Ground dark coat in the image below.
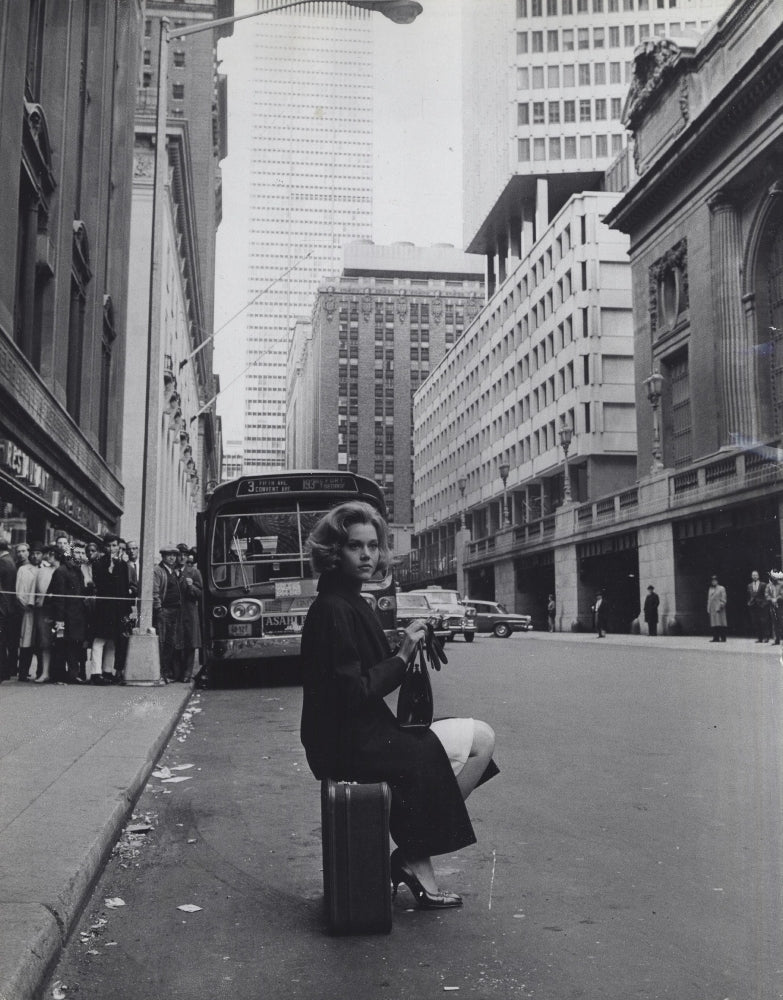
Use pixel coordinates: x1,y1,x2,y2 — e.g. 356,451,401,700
91,555,132,639
47,563,89,642
643,592,660,623
0,551,17,619
300,571,478,858
180,564,203,648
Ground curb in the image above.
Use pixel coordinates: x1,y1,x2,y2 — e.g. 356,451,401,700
0,686,193,1000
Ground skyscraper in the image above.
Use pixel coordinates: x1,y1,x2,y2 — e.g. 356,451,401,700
241,2,374,473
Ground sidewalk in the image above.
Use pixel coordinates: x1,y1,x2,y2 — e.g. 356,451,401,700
524,629,783,656
0,680,192,1000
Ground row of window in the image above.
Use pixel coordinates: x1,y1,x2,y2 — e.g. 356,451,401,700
519,134,624,161
518,0,677,16
517,19,699,54
519,97,623,125
518,61,630,90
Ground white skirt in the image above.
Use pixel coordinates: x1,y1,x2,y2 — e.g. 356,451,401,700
430,717,474,777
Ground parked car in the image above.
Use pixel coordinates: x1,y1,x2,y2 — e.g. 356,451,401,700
394,592,450,641
406,588,477,642
463,598,533,638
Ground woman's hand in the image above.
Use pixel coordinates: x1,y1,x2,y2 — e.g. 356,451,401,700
397,618,429,663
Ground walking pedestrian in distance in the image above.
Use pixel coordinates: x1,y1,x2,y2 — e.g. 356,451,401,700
765,570,783,645
707,574,728,642
643,585,660,637
300,501,498,909
746,570,768,642
547,594,556,632
592,589,608,637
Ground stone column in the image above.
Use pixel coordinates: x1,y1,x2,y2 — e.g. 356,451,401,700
636,522,679,635
554,542,583,631
708,191,758,445
535,178,549,242
486,252,496,299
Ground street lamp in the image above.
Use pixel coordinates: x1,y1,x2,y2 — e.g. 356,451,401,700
558,416,574,504
136,0,421,642
499,462,510,527
643,370,665,472
457,475,466,530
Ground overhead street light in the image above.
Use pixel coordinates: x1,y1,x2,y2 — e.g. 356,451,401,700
643,369,665,473
499,462,510,528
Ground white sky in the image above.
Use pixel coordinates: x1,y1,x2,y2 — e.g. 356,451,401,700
213,0,464,443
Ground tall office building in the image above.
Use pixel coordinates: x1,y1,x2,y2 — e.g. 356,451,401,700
241,2,373,473
462,0,729,290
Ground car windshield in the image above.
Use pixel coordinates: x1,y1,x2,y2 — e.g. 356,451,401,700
397,595,431,611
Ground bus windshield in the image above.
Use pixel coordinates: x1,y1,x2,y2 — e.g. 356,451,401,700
211,506,330,589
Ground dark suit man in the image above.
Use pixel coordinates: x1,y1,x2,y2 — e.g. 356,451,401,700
643,585,660,637
747,570,767,642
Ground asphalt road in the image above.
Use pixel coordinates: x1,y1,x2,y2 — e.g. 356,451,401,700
46,635,782,1000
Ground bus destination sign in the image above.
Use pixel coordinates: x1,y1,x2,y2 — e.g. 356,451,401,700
236,475,359,497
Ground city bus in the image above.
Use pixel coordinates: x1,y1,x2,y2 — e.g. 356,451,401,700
195,471,397,676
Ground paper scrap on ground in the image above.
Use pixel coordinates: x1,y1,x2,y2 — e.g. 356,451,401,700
162,775,192,783
170,764,194,771
104,897,125,908
52,982,67,999
177,903,203,912
152,767,172,779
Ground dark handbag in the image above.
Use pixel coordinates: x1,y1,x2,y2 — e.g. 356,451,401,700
396,622,447,730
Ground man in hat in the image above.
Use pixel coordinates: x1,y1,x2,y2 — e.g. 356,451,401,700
746,570,768,642
178,545,203,684
765,570,783,645
91,533,132,684
643,585,660,637
152,543,184,682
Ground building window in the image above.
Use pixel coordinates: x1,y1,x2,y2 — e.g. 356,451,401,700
518,103,529,125
143,49,151,66
173,50,186,67
549,137,561,159
533,101,545,124
580,135,593,158
611,97,622,119
548,101,560,123
517,0,527,14
610,61,622,83
548,65,560,86
595,98,607,120
594,63,606,84
612,134,624,154
564,136,577,158
532,30,544,51
143,70,152,88
577,0,588,10
563,64,575,86
609,25,620,46
547,0,558,11
533,137,546,161
579,99,591,121
563,28,574,50
562,0,573,11
563,100,576,122
532,66,545,88
624,24,635,45
517,67,529,89
596,134,608,157
531,0,542,13
593,27,605,47
99,300,116,458
578,27,589,48
578,63,591,85
639,23,650,39
665,350,692,466
517,32,528,54
518,138,531,161
547,29,559,50
172,82,185,100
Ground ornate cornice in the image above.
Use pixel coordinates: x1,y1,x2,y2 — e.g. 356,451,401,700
623,39,692,130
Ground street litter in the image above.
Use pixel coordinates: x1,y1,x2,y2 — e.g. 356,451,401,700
152,767,172,779
86,949,99,956
187,838,197,844
127,823,152,834
51,982,67,999
162,775,192,783
170,764,194,771
105,941,118,947
443,988,460,992
91,918,107,929
178,903,203,912
104,897,125,908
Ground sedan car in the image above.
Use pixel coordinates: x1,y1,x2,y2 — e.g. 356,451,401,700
394,592,450,640
406,589,476,642
463,599,533,638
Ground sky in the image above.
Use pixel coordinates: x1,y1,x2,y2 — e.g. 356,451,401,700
213,0,464,444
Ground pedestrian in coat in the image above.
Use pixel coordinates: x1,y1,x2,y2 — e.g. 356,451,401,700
152,543,184,682
300,501,498,910
33,545,59,683
15,542,39,679
746,570,768,642
765,570,783,645
179,547,203,683
0,539,19,681
46,540,89,683
707,574,728,642
91,533,132,684
643,585,660,637
547,594,556,632
592,589,608,637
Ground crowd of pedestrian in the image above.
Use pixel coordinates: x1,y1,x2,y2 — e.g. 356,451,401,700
0,534,203,686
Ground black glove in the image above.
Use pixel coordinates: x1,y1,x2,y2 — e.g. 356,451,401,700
423,621,448,670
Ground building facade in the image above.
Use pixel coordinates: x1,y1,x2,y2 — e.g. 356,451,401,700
410,192,638,624
603,0,783,634
290,241,484,542
121,2,231,550
0,1,143,544
462,0,729,294
240,3,374,474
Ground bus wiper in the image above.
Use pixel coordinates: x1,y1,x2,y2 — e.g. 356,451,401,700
231,520,250,594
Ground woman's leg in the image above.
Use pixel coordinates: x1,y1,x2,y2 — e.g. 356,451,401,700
456,720,496,801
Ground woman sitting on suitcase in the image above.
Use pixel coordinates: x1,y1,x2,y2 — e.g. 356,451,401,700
300,501,497,910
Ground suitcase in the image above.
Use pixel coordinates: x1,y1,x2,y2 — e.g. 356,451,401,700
321,778,392,934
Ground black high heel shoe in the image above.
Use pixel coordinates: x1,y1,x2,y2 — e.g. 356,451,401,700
390,849,462,910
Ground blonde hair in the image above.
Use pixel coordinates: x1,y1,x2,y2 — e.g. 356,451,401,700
306,501,389,576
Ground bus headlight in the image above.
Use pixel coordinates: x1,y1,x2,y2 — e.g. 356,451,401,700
231,599,262,621
212,605,228,618
377,596,396,613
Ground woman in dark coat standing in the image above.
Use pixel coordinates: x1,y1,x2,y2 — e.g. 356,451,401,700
300,501,497,910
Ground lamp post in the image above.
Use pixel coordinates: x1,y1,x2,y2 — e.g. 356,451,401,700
643,370,665,472
499,462,510,527
457,475,466,530
558,417,574,504
134,0,421,657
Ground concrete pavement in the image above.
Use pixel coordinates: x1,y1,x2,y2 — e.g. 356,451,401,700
0,679,192,1000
